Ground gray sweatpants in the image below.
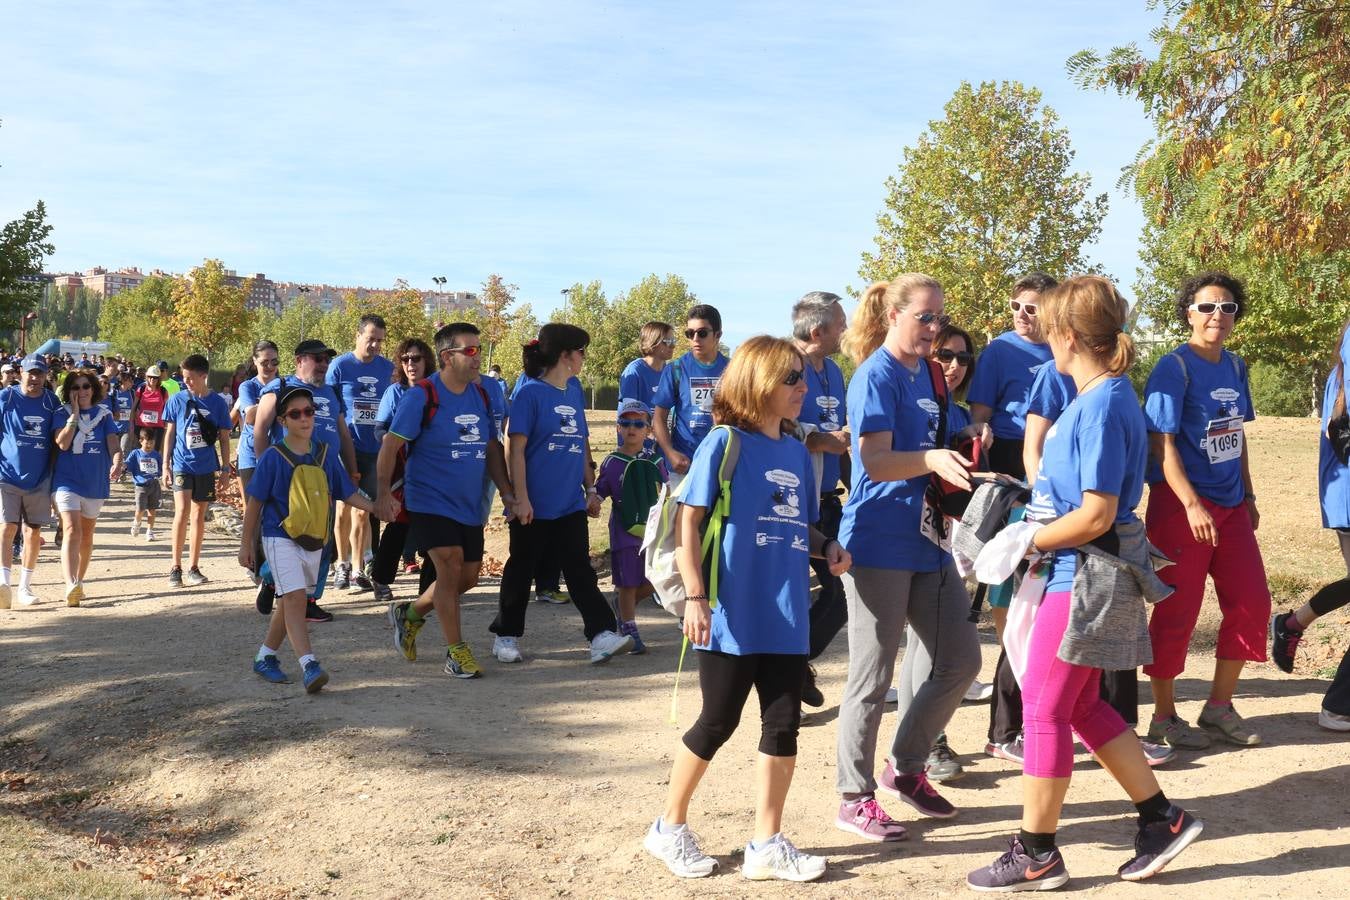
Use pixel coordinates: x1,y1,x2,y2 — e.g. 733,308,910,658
836,563,981,793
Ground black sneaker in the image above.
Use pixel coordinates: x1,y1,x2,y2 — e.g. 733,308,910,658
801,664,825,708
305,599,334,623
332,563,351,591
255,580,275,615
350,570,374,593
967,836,1069,892
185,566,209,586
1270,612,1302,674
167,566,183,588
925,735,964,783
1118,806,1203,881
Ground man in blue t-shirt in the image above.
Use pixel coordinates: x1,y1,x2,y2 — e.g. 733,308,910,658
161,354,232,589
790,291,852,707
0,355,60,608
326,314,395,593
376,322,514,680
653,304,729,487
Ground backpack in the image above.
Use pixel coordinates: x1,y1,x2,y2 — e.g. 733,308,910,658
274,441,334,551
389,378,490,523
604,451,664,538
641,424,741,618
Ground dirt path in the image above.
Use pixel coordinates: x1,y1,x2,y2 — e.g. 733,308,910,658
3,426,1350,898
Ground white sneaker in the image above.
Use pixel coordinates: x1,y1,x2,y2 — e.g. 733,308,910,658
643,818,717,878
129,523,139,536
964,679,994,703
492,636,523,663
145,529,157,542
884,685,899,704
589,629,632,663
17,587,40,606
1319,708,1350,732
741,833,826,882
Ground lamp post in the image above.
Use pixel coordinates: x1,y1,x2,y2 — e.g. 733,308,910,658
18,311,38,355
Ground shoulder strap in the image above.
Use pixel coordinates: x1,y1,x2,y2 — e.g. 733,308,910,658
1169,350,1189,390
273,443,299,468
925,358,949,448
314,441,328,466
417,378,439,430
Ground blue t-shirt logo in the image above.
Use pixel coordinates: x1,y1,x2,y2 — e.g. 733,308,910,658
765,469,804,519
815,394,842,430
22,415,44,438
556,406,579,434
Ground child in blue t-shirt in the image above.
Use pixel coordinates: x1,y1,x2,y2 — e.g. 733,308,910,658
125,428,163,540
595,400,668,654
240,384,375,694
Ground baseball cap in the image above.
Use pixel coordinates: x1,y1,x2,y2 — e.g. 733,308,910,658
617,399,651,419
276,383,315,413
20,354,48,373
294,339,337,359
145,365,163,378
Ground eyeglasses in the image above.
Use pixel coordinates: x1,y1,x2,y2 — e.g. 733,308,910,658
443,346,481,357
782,369,805,386
400,354,425,364
72,383,94,391
658,338,677,347
283,407,316,421
912,312,952,328
1010,300,1038,316
935,348,974,365
1190,301,1239,316
685,328,714,339
257,358,279,367
303,354,331,363
617,418,648,428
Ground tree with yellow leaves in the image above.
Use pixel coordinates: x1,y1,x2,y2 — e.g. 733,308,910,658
169,259,256,368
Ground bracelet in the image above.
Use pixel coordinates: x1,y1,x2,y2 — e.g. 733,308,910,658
686,593,708,602
821,538,838,555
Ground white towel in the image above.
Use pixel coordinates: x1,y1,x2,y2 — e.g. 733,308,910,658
973,519,1044,584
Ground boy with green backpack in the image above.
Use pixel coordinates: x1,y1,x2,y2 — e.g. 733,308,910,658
595,399,668,653
239,384,379,693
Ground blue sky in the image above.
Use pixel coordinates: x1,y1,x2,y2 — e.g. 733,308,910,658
1,1,1160,345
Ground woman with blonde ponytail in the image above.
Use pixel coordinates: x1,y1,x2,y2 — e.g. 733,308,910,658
833,275,986,843
968,276,1203,891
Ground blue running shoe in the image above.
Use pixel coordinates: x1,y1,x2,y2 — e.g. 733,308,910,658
302,660,329,694
253,654,290,684
619,620,646,654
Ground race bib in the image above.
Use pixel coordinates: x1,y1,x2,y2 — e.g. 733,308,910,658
1205,416,1243,465
140,459,159,477
186,423,207,450
140,410,159,425
689,377,718,413
115,410,129,422
353,401,379,425
919,493,952,552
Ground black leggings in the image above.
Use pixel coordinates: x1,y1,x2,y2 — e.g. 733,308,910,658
683,650,808,760
491,511,616,641
1309,578,1350,617
372,520,409,586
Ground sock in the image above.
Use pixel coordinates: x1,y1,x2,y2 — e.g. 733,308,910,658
19,568,33,591
623,619,637,629
1205,699,1232,710
1286,612,1306,631
1,566,10,586
1152,712,1173,723
1018,829,1057,856
656,816,684,835
406,605,425,625
748,833,781,851
298,653,317,669
1134,791,1172,824
256,644,277,662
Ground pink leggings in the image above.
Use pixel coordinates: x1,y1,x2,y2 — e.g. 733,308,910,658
1022,590,1131,778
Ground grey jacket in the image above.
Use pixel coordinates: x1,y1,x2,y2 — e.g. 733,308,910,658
1059,519,1174,670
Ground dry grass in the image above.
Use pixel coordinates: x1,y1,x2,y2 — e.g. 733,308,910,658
0,813,170,900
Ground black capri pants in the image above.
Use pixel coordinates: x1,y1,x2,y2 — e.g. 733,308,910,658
683,649,809,761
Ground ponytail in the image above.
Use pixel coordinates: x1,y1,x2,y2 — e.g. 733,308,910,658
522,322,591,379
1040,275,1134,376
1107,331,1136,377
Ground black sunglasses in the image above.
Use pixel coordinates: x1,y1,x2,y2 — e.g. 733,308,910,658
783,369,804,386
935,348,974,365
684,328,714,339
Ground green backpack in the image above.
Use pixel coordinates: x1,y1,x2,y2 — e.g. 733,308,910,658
273,442,333,551
604,451,665,538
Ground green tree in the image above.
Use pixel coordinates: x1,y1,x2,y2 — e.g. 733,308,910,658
325,288,433,355
608,273,699,361
858,80,1108,341
98,275,186,364
0,200,55,334
1069,0,1350,386
169,259,255,366
479,273,519,371
552,281,612,398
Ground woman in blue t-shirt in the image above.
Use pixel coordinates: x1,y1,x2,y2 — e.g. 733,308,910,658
489,324,633,664
233,340,281,495
1141,271,1270,752
618,320,675,459
52,371,123,607
643,336,850,882
968,275,1204,891
370,337,434,599
833,275,985,843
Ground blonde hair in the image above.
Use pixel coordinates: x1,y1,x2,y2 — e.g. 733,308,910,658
843,274,943,364
713,335,803,433
1038,275,1136,377
638,321,674,355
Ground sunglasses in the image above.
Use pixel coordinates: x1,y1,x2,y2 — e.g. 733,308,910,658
1190,301,1239,316
1010,300,1038,316
912,312,952,328
283,406,316,421
444,346,481,357
400,354,424,364
684,328,714,339
935,348,974,365
617,418,648,428
658,338,677,347
783,369,805,386
72,383,94,391
257,358,279,367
